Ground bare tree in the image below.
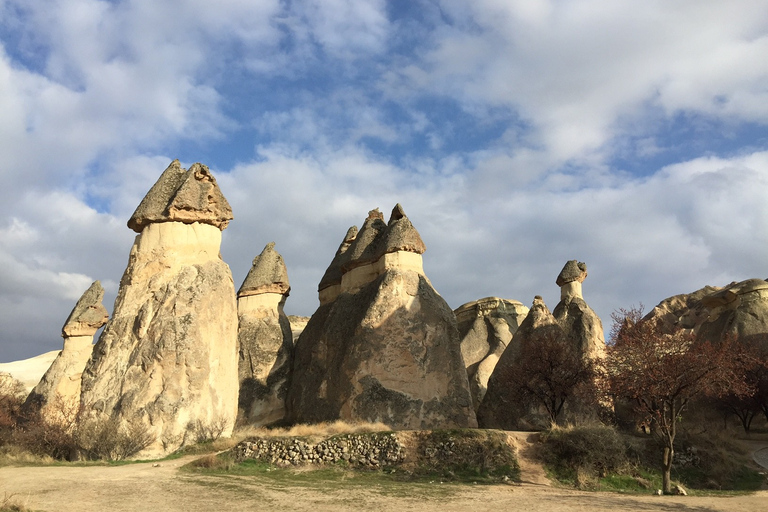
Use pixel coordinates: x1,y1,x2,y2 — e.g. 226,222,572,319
499,325,599,425
606,307,750,494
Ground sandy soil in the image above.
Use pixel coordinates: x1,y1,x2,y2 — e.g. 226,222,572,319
2,436,767,512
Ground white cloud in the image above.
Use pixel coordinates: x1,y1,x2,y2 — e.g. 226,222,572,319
396,0,768,164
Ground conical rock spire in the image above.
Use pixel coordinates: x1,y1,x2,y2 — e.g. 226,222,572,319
238,242,290,297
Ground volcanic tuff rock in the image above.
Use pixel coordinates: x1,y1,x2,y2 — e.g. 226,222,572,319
127,159,233,232
552,261,606,361
287,204,477,429
646,278,768,353
318,226,358,305
25,281,109,421
237,242,294,426
455,297,529,411
478,262,606,428
80,161,238,457
556,260,588,302
477,296,563,429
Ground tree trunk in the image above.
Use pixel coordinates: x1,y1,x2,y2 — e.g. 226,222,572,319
662,444,673,494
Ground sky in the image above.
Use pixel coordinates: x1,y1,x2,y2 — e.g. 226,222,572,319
1,0,767,362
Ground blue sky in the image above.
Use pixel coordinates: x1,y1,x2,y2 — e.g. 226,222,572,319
1,0,767,361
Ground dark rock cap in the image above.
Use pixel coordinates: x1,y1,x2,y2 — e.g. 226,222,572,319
238,242,290,298
376,203,426,258
128,160,234,233
341,209,388,272
62,281,109,337
556,260,588,287
318,226,358,292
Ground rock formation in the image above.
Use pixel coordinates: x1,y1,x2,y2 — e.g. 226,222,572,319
646,278,768,353
477,296,564,429
287,205,477,429
237,242,293,426
477,261,606,428
552,260,606,360
79,160,238,457
455,297,529,411
25,281,109,422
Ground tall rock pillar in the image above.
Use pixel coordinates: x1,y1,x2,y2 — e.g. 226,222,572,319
25,281,109,423
237,242,293,426
79,160,238,457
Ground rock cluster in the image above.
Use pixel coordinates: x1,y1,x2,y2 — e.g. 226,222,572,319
455,297,529,410
646,278,768,353
237,242,294,426
477,296,563,429
234,432,405,467
477,261,606,428
79,160,238,457
287,205,476,429
25,281,109,422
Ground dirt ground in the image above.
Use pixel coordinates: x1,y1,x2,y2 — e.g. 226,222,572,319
2,434,767,512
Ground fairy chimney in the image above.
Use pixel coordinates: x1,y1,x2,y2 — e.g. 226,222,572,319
79,160,238,457
237,242,294,426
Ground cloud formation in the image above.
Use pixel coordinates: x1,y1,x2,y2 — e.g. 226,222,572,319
1,0,767,361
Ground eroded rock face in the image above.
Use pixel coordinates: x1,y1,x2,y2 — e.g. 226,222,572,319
80,162,238,457
25,281,109,422
646,278,768,353
455,297,529,411
237,242,293,426
477,296,562,429
287,205,476,429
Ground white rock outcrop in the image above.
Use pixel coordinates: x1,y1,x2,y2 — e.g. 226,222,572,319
455,297,529,411
79,160,238,457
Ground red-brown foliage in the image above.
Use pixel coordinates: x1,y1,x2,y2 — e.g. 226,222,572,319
606,307,752,494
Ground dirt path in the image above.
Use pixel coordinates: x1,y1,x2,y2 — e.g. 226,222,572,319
2,454,768,512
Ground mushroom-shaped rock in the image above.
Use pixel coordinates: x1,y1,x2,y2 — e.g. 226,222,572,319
25,281,109,422
128,160,233,233
80,161,238,457
238,242,290,297
61,281,109,337
552,260,605,360
237,242,294,425
318,226,358,304
455,297,529,411
288,205,476,429
556,260,588,301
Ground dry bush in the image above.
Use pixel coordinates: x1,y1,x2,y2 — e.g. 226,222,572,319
540,423,630,487
189,415,231,444
0,374,26,447
187,453,234,471
76,416,154,461
244,420,391,440
1,492,31,512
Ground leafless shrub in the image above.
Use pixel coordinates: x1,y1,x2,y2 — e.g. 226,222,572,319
1,491,31,512
76,416,154,461
189,415,231,444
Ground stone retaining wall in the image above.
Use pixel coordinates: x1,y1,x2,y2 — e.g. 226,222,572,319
233,432,405,468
